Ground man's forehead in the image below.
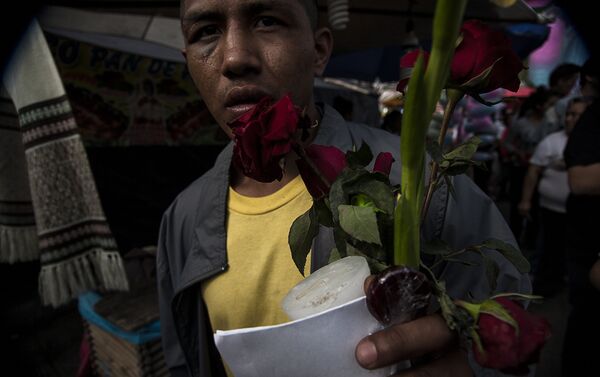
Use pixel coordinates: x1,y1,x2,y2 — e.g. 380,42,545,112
182,0,303,12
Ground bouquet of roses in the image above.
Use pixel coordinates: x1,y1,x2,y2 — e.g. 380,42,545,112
228,1,550,374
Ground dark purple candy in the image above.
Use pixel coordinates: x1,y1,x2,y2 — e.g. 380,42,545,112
366,265,432,326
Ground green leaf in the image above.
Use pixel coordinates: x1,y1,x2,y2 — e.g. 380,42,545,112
480,299,520,334
288,206,319,276
441,136,481,164
348,177,395,218
482,254,499,292
346,142,373,169
338,204,382,245
328,248,342,264
351,193,384,213
315,198,334,227
346,244,389,273
329,168,367,224
482,238,531,273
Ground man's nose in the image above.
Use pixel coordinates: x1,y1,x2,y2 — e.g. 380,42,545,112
220,28,261,78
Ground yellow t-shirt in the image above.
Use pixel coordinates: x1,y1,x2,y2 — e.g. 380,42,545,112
201,175,313,335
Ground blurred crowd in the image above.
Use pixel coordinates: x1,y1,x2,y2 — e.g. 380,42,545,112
333,57,598,299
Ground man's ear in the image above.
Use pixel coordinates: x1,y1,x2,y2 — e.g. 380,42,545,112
313,27,333,77
181,48,188,61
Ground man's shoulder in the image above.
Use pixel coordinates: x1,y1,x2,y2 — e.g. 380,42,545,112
345,121,400,153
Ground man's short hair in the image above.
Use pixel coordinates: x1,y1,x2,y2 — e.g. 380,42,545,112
180,1,319,30
549,63,580,88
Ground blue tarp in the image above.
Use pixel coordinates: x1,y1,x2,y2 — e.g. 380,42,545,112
78,291,161,345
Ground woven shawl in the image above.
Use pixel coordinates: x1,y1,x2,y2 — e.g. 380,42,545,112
2,20,128,307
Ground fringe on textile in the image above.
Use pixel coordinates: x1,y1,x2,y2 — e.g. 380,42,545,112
39,249,129,308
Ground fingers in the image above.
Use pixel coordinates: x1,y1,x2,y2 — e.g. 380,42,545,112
393,348,473,377
356,314,455,369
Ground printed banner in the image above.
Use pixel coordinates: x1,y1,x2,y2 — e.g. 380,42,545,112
45,32,228,146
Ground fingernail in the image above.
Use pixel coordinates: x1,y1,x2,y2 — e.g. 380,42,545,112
356,340,378,367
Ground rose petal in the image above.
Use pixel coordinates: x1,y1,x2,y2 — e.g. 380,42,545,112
397,50,430,92
372,152,394,176
297,144,347,198
231,95,300,182
473,297,551,373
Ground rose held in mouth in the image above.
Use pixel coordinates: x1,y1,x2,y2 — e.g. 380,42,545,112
229,95,303,183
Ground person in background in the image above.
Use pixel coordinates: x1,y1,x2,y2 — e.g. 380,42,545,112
562,57,599,377
518,97,591,296
504,86,558,247
545,63,580,129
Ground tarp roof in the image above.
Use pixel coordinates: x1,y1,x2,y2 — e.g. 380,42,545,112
39,0,542,55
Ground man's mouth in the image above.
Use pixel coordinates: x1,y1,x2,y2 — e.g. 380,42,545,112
224,86,272,118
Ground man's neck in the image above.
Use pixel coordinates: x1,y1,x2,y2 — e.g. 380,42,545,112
230,153,300,197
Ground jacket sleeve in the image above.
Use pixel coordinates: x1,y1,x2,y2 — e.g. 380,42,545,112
434,174,533,377
157,207,190,376
437,174,530,298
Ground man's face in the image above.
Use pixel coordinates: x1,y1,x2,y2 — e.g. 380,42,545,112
181,0,327,138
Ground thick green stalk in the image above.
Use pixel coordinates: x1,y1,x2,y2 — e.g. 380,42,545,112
393,0,467,268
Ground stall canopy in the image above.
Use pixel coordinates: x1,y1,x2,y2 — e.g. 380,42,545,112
37,0,544,82
39,0,542,50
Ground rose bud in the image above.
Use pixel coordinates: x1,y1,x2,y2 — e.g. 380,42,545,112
366,265,432,326
457,297,551,375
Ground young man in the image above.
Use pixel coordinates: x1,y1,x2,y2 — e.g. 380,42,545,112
158,1,529,376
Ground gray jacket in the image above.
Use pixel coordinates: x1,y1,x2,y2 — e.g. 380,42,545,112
157,105,530,377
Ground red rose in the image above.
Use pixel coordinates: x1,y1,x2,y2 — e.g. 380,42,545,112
372,152,395,176
451,20,523,93
397,20,523,94
297,144,347,199
472,297,551,375
397,50,430,92
230,95,300,183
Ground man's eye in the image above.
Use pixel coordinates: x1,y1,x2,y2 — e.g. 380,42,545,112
195,25,220,41
256,17,280,28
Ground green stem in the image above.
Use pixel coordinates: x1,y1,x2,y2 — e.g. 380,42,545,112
455,300,482,322
421,89,464,222
393,0,467,268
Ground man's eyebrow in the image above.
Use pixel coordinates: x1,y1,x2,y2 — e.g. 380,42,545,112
182,9,222,27
181,1,296,27
242,1,299,23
